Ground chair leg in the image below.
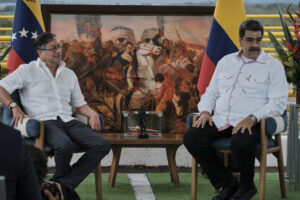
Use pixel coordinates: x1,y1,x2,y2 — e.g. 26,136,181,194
275,135,287,198
95,162,102,200
191,157,198,200
223,153,229,168
259,151,267,200
274,151,287,198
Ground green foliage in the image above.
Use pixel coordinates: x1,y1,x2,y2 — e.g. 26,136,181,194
268,31,288,61
0,45,11,79
268,4,300,87
278,5,294,46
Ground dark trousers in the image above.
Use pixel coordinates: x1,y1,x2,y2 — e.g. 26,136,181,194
183,122,260,189
44,118,111,189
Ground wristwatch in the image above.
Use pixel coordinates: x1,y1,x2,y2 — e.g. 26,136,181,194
8,101,17,110
247,114,257,125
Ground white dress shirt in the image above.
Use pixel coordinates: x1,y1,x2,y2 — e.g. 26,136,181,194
0,58,86,122
198,50,288,129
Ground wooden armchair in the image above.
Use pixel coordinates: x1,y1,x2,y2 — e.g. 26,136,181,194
2,90,103,200
186,112,287,200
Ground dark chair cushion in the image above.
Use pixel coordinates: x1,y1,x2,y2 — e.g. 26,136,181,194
265,111,287,136
25,119,40,137
23,138,54,153
212,137,276,150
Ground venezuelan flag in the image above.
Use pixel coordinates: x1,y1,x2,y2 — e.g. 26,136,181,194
197,0,246,94
7,0,45,73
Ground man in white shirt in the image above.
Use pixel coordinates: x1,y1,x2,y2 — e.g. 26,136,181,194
0,32,111,199
184,19,288,200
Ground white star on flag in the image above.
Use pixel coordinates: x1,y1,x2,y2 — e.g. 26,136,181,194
19,28,28,38
31,31,38,39
11,32,17,42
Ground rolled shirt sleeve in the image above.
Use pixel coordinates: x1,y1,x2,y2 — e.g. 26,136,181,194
70,71,87,108
0,64,29,94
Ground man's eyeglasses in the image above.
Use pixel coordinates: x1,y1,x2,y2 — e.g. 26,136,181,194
40,44,62,52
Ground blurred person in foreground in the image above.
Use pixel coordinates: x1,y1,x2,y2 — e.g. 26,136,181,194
184,19,288,200
0,122,60,200
27,144,64,200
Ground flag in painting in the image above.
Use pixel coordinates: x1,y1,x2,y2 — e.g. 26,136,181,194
197,0,247,94
7,0,45,73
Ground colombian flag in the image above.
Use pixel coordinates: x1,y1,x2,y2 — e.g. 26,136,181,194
7,0,45,73
197,0,247,94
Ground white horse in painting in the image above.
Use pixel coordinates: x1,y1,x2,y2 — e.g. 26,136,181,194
136,42,161,92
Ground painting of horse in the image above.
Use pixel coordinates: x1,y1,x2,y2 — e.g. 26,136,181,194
48,6,212,133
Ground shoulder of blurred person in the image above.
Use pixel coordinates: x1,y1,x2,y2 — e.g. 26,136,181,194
0,122,42,200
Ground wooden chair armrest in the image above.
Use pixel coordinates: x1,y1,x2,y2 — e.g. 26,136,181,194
74,112,104,132
260,118,268,149
35,121,45,151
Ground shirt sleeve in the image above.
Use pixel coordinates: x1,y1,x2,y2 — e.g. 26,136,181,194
70,71,87,107
197,59,223,114
0,64,29,94
252,60,288,121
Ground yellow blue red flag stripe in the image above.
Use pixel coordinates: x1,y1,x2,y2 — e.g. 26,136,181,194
7,0,45,72
197,0,247,94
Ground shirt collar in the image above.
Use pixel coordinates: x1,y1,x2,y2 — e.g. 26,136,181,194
236,49,266,64
37,58,66,77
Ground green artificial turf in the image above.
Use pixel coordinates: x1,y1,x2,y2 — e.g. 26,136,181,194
47,173,300,200
76,174,135,200
46,173,135,200
147,173,300,200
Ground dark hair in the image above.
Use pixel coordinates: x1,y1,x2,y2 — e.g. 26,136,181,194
27,144,48,182
125,41,133,47
154,73,164,82
33,32,56,51
185,64,195,73
239,19,264,39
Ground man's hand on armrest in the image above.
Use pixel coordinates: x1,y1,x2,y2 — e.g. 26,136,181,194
0,86,29,126
89,112,101,132
75,104,101,132
11,105,29,127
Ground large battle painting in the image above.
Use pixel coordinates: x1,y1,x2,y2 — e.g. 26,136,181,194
51,13,212,133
